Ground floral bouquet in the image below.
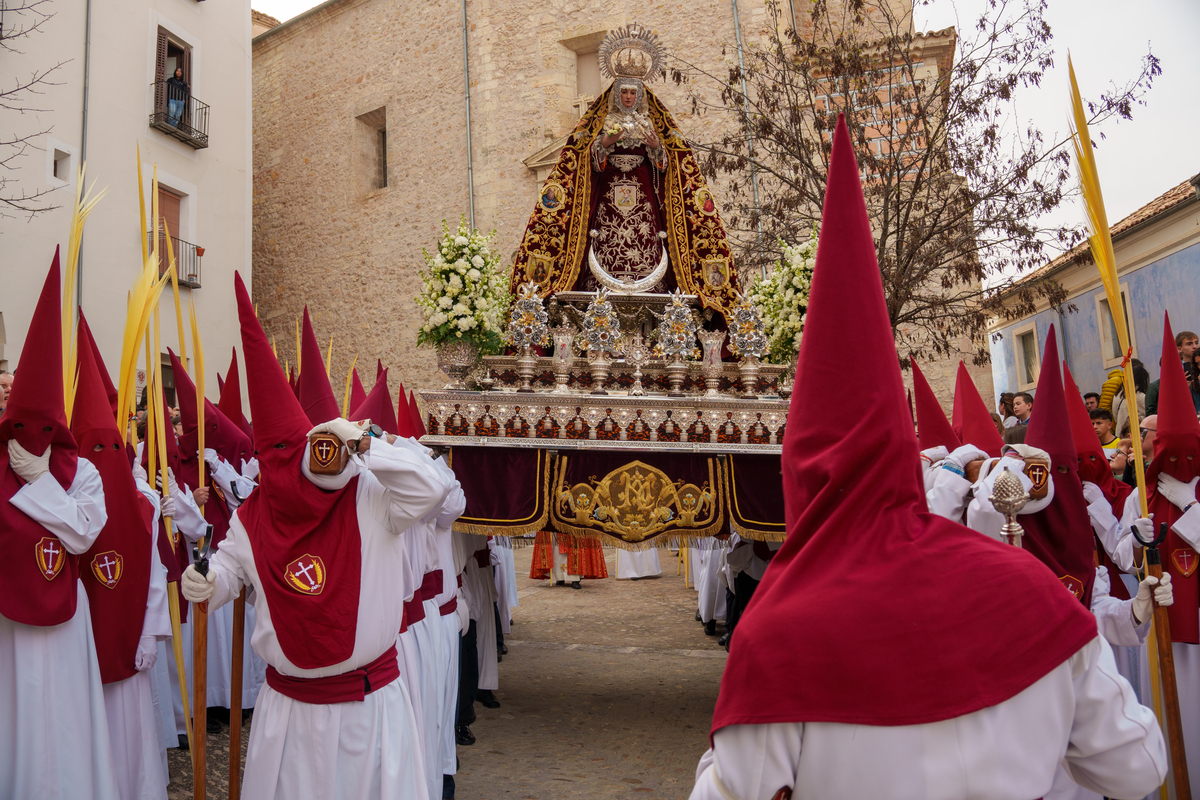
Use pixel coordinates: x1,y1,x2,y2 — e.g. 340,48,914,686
416,217,509,354
747,232,817,364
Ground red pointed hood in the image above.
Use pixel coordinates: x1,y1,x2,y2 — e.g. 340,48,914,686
709,115,1094,734
169,348,252,469
78,313,119,422
1020,325,1097,607
288,365,298,398
953,362,1004,458
297,307,339,426
350,369,367,416
140,386,181,477
1065,362,1131,511
395,382,414,437
0,248,77,488
218,348,252,440
407,388,426,437
911,358,959,451
351,368,399,435
1148,313,1200,485
376,359,385,384
70,327,121,440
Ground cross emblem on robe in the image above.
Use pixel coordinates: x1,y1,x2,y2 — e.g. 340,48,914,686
42,541,59,574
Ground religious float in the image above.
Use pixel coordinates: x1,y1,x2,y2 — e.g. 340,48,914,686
417,26,791,550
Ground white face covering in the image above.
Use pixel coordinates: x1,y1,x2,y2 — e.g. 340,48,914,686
300,440,362,491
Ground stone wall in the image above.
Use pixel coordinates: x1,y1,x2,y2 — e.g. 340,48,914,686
251,0,990,410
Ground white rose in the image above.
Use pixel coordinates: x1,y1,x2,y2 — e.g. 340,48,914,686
457,317,472,331
453,303,469,315
471,255,485,268
438,296,453,309
430,312,447,327
455,236,468,246
467,268,481,281
448,275,463,291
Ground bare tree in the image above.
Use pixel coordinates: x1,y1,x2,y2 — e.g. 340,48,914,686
1,0,69,220
673,0,1159,363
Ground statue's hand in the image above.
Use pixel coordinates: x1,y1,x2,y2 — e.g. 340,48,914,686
644,131,660,149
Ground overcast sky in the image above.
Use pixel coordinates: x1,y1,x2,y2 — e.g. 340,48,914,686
253,0,1198,231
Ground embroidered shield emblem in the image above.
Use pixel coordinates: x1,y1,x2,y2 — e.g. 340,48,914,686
1171,548,1198,578
35,536,66,580
90,550,124,589
1059,574,1084,599
611,180,639,213
285,554,326,595
310,434,341,469
1026,462,1050,499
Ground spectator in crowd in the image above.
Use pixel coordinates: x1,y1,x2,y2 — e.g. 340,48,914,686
1121,414,1157,487
997,393,1018,428
1146,358,1162,416
0,370,11,416
1178,329,1199,377
1012,391,1034,425
167,67,189,127
989,412,1005,436
1189,350,1200,413
1083,392,1101,412
1090,408,1121,458
1002,424,1027,446
1112,358,1148,439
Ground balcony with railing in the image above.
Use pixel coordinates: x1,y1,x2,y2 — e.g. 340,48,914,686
149,80,210,149
148,230,204,288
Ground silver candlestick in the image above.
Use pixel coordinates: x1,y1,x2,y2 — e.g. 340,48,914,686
990,467,1029,547
622,332,653,396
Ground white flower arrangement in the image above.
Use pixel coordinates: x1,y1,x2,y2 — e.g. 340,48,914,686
417,218,510,353
747,231,817,364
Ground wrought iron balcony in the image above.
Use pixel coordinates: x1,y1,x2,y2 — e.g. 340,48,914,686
147,231,203,288
148,81,210,149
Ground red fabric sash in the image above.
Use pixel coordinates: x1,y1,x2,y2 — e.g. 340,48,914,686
420,570,443,603
79,470,153,685
241,475,363,669
0,456,79,626
439,596,458,616
265,644,399,704
404,596,426,627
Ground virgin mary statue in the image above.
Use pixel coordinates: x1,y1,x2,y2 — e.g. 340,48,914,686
511,25,740,319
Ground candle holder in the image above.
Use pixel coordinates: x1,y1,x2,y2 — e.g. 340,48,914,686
698,329,726,397
550,323,577,394
621,332,653,396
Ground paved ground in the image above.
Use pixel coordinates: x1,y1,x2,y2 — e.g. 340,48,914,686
168,545,726,799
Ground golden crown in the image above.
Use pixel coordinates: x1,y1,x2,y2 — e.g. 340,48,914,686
598,25,666,83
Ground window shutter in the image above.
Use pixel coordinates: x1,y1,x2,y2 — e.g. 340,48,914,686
181,47,192,127
154,29,168,113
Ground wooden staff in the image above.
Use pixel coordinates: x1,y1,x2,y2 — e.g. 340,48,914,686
228,589,246,800
190,299,209,800
1135,522,1191,799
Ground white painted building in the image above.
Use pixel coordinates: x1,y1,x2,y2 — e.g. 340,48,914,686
0,0,252,401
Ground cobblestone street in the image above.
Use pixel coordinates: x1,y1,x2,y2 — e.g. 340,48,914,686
168,545,726,799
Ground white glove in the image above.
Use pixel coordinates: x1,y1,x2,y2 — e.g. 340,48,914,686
181,564,216,603
920,446,949,465
1080,481,1106,507
160,494,177,519
7,439,50,484
307,418,368,446
203,448,220,467
134,635,158,671
1131,515,1156,544
945,444,988,470
1132,573,1174,624
1157,474,1200,511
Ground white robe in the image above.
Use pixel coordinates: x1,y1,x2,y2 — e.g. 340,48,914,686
690,637,1166,800
462,538,499,692
617,547,662,579
430,456,466,782
0,461,121,800
695,544,727,623
492,539,518,634
202,438,445,800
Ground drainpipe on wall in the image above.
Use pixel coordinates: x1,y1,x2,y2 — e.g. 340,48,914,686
731,0,765,279
462,0,476,229
75,0,94,313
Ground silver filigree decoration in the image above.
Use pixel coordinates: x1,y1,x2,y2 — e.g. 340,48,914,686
505,282,550,351
652,289,699,360
727,294,768,359
579,288,622,356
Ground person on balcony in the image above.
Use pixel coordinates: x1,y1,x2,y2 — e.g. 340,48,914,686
167,67,189,128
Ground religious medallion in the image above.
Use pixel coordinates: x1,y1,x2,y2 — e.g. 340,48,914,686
90,550,124,589
285,554,327,596
35,536,66,580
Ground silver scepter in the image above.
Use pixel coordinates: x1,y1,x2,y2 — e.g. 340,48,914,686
990,467,1029,548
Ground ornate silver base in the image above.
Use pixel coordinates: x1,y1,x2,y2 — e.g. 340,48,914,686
738,356,761,399
516,349,537,393
666,360,688,397
589,353,611,395
435,340,480,390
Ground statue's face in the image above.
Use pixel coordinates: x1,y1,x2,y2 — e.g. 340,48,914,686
620,87,637,109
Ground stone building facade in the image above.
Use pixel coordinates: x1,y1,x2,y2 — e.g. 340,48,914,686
251,0,991,411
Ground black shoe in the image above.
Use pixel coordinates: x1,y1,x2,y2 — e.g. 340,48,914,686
555,580,565,586
499,643,508,655
177,734,189,751
477,690,501,709
455,724,475,746
497,651,503,663
206,716,222,733
695,611,702,622
704,619,717,636
571,580,581,590
717,633,729,647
